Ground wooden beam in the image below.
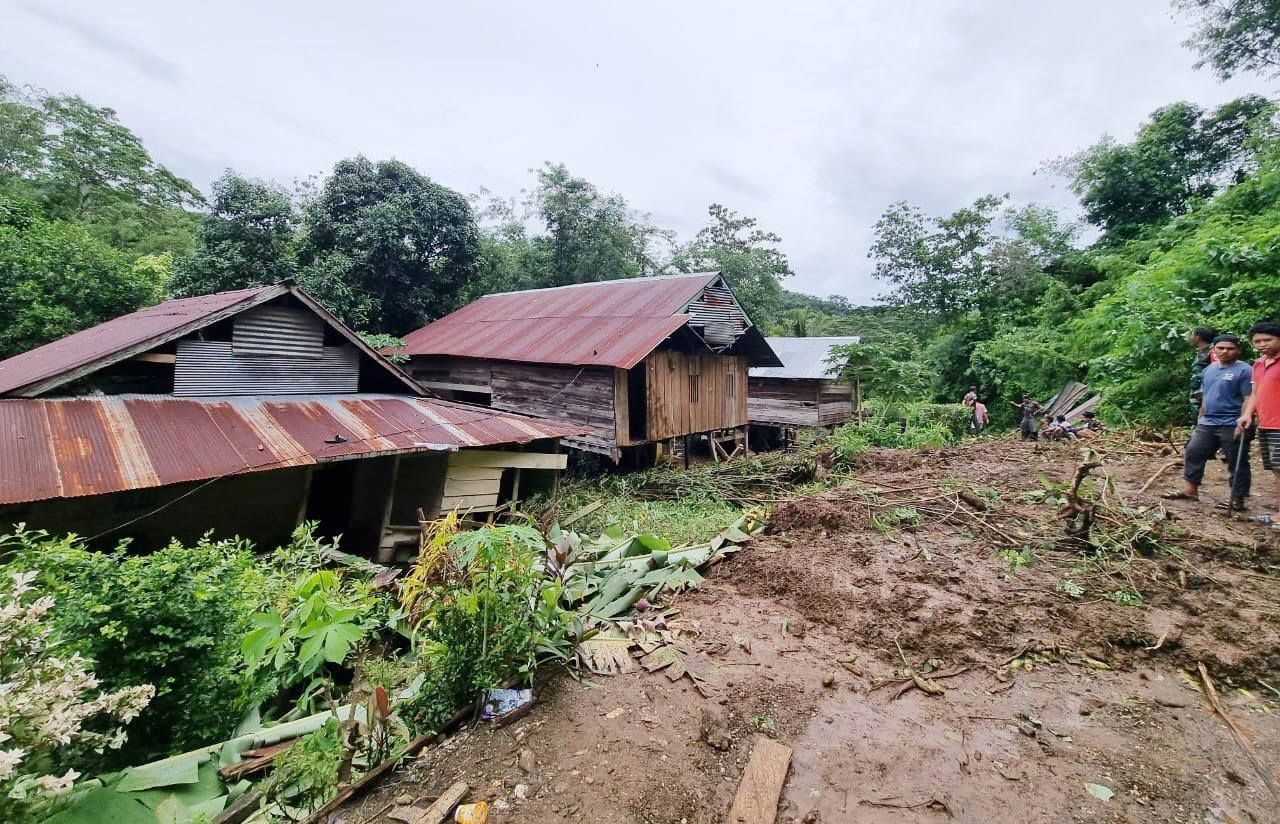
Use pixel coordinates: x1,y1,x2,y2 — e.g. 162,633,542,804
449,450,567,470
726,735,792,824
440,493,500,511
211,790,261,824
132,352,177,364
417,381,491,395
441,479,501,496
445,466,504,482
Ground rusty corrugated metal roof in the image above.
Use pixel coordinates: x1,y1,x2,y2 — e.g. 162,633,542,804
399,273,724,368
0,394,582,505
0,285,284,397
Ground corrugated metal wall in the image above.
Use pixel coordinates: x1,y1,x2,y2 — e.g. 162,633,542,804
685,281,748,347
174,341,359,395
233,307,324,358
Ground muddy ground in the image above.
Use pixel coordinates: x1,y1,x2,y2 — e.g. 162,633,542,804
345,436,1280,824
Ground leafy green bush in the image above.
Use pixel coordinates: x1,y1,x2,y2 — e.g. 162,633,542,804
829,402,965,462
243,566,390,707
904,403,973,440
0,528,268,766
399,524,572,733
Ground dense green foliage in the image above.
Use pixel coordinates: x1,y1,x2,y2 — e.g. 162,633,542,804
295,157,480,333
0,202,167,356
399,524,572,733
169,171,297,296
1,529,267,766
1176,0,1280,80
0,78,198,356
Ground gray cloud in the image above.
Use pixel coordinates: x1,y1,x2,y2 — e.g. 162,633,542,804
1,1,1271,305
19,2,180,83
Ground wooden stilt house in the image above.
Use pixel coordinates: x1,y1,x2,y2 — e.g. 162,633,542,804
0,283,581,560
398,273,782,462
748,336,861,439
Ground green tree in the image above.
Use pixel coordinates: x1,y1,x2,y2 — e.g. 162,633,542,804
868,195,1006,321
676,203,793,328
297,157,480,333
0,76,201,259
1054,96,1275,242
530,162,668,287
170,170,298,296
1175,0,1280,80
0,203,166,357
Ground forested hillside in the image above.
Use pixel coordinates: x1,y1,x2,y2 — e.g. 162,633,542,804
4,0,1280,425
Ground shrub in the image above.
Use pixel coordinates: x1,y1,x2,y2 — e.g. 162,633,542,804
399,523,572,733
0,570,153,823
829,401,965,462
0,528,268,766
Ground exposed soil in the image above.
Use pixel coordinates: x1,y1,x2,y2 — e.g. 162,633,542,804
346,436,1280,824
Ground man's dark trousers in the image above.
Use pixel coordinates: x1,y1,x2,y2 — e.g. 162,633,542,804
1183,424,1251,498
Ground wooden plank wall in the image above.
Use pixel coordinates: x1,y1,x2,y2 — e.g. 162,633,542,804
645,351,748,441
490,363,618,457
439,449,569,514
817,381,855,426
407,356,492,390
747,377,821,427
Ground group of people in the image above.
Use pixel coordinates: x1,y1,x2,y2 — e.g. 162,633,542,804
960,386,1102,441
1164,322,1280,527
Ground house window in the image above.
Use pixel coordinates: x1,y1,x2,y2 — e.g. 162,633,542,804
689,374,700,403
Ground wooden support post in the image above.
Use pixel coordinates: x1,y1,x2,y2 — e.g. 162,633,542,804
552,441,561,502
295,467,315,527
510,467,522,508
683,434,691,470
376,455,402,564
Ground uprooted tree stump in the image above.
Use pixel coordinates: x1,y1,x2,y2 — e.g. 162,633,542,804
1060,450,1103,547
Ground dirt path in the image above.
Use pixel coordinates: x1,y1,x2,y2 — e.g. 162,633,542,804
348,437,1280,824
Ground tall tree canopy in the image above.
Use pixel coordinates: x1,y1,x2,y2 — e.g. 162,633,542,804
467,163,671,299
1175,0,1280,80
869,195,1005,321
675,203,793,328
0,77,202,257
0,201,167,357
297,156,480,334
169,171,297,296
1055,96,1275,243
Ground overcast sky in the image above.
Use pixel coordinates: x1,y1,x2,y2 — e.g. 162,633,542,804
2,1,1272,303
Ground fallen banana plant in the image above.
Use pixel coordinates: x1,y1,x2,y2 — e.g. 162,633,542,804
559,512,762,695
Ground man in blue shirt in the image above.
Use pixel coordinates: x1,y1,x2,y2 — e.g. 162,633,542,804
1165,334,1252,510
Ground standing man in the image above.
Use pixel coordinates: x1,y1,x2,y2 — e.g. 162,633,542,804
972,399,988,434
1164,335,1251,510
1240,322,1280,526
962,385,978,432
1189,326,1218,420
1012,395,1041,441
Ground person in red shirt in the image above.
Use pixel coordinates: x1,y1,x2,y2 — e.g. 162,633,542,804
1240,321,1280,526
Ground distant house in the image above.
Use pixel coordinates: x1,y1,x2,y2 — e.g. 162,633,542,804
397,273,781,463
748,336,861,436
0,282,580,559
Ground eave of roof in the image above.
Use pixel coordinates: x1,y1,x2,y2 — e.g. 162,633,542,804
0,283,425,398
398,273,726,368
0,394,584,506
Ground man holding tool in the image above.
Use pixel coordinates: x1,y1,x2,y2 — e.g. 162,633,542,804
1163,334,1252,510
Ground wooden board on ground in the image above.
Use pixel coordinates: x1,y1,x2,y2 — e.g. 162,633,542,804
411,781,469,824
726,735,793,824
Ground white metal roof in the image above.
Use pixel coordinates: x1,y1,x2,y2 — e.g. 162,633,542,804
749,336,862,380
